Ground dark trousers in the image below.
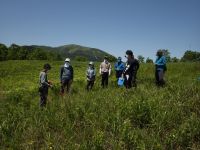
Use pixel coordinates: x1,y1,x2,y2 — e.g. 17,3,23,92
155,69,165,86
132,71,137,87
116,70,123,79
61,79,72,94
101,72,109,88
39,87,48,107
86,80,95,91
124,75,133,89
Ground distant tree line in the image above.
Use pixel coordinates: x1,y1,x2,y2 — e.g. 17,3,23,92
138,49,200,63
0,43,199,62
0,43,62,61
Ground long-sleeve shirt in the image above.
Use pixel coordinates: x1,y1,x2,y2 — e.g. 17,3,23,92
155,56,166,70
39,71,49,87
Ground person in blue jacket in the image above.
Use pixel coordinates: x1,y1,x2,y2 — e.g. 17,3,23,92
155,50,167,86
114,57,125,81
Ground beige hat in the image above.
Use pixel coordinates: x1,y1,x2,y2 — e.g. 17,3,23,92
89,61,94,65
65,58,70,62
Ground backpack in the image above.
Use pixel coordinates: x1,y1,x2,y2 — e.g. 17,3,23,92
62,66,72,79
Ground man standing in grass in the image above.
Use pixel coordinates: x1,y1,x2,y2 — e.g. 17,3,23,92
60,58,74,94
155,50,167,86
86,61,96,91
123,50,139,89
39,63,52,107
99,56,112,88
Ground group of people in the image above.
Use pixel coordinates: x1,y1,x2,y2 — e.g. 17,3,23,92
39,50,167,107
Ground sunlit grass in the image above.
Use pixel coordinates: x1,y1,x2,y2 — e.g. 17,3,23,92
0,60,200,149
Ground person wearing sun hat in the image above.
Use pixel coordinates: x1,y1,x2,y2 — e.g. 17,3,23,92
60,58,74,94
86,61,96,91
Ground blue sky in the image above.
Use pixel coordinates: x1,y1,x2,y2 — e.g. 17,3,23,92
0,0,200,60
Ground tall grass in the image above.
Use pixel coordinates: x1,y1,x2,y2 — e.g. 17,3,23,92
0,60,200,149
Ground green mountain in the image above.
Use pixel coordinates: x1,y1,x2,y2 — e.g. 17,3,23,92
26,44,116,61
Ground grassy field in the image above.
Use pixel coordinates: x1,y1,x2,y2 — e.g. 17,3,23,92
0,60,200,149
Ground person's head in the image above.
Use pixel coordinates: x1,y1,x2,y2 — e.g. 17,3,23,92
104,56,108,62
43,63,51,72
125,50,133,60
156,50,163,57
117,57,122,62
65,58,70,63
89,61,94,68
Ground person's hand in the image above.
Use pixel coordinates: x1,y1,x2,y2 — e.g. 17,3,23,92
126,75,129,80
49,84,53,88
48,80,52,85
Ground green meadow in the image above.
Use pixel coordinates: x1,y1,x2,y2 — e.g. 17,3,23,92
0,60,200,149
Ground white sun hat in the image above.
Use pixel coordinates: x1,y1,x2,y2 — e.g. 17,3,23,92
89,61,94,65
65,58,70,62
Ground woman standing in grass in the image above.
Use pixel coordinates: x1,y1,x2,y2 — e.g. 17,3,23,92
122,50,139,89
39,63,52,107
155,50,167,86
86,61,96,91
60,58,74,95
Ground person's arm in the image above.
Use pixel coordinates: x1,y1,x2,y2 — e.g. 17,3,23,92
109,63,112,76
123,63,130,75
163,56,166,65
120,63,125,71
71,66,74,80
60,67,63,82
99,63,102,74
114,63,118,71
86,69,88,77
136,60,140,70
40,72,49,87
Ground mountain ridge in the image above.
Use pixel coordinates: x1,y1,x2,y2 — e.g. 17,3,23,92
26,44,116,61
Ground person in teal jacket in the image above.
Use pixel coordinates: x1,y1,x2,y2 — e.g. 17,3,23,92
114,57,125,80
155,50,167,86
